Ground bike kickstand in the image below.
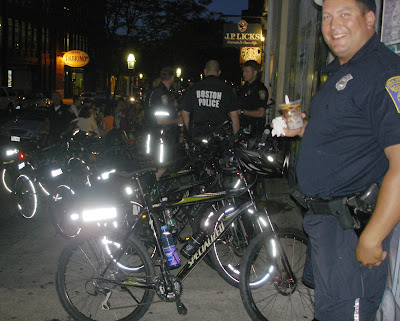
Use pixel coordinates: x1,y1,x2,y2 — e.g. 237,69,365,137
175,297,187,315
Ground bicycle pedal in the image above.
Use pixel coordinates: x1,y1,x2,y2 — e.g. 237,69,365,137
176,300,187,315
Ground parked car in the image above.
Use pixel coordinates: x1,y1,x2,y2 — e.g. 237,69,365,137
79,92,96,100
0,87,18,114
95,91,107,100
16,93,51,110
0,108,49,142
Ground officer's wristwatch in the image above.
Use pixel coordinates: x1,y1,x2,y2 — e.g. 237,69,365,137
240,109,244,115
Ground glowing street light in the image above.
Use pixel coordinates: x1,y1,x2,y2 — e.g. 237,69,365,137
127,54,136,69
176,68,182,78
139,73,143,79
127,53,136,97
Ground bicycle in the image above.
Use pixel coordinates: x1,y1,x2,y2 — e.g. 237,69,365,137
55,144,313,321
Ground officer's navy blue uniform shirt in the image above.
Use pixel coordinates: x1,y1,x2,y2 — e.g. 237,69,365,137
297,33,400,198
238,79,268,136
145,82,177,129
181,75,239,133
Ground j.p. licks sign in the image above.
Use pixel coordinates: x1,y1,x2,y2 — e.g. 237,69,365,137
223,20,262,48
62,50,89,67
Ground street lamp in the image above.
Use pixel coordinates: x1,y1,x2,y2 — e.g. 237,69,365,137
176,68,182,78
127,54,136,97
176,68,182,93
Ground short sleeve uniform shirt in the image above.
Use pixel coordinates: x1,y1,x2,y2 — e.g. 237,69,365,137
238,80,268,136
297,34,400,198
181,75,239,132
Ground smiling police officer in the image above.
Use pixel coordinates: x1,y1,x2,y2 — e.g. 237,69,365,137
237,60,269,137
273,0,400,320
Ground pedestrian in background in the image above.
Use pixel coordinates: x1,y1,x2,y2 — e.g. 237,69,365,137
71,105,99,136
70,95,82,118
102,105,115,137
274,0,400,320
44,91,74,144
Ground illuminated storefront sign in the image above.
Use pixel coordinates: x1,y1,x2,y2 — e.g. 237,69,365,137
240,47,262,64
223,20,262,48
62,50,89,67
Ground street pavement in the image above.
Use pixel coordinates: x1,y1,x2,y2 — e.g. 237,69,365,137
0,177,304,321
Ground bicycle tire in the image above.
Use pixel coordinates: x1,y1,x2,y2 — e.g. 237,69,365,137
50,184,81,238
1,165,17,193
239,228,314,321
208,209,259,287
56,234,155,321
14,174,38,219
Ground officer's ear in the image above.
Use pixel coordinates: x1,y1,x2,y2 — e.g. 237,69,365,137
218,70,221,77
366,10,375,30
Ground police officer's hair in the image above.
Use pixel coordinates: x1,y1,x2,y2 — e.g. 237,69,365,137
355,0,371,15
160,67,174,81
205,60,220,73
243,60,260,73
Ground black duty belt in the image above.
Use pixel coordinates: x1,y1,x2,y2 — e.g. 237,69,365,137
305,198,333,215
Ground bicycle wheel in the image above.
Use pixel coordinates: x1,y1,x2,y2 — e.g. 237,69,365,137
239,228,314,321
50,185,81,238
208,210,258,287
14,174,38,219
2,165,17,193
56,234,155,321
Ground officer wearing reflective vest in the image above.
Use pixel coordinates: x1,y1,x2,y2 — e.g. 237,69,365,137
272,0,400,320
143,67,182,174
237,60,269,137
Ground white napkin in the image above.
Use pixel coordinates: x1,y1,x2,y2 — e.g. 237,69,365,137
271,117,287,137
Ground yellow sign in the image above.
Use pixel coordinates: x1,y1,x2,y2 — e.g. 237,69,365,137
240,47,262,64
62,50,89,67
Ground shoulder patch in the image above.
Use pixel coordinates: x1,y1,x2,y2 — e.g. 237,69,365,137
161,95,169,106
259,90,266,100
385,76,400,113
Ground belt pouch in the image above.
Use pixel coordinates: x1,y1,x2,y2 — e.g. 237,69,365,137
328,198,355,230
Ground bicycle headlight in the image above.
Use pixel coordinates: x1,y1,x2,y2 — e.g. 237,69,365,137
51,168,63,177
6,149,19,157
82,207,117,222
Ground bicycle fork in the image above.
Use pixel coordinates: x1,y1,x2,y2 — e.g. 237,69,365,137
263,208,297,292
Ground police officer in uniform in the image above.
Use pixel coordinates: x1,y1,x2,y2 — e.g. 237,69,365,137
237,60,269,137
144,67,182,175
181,59,240,138
275,0,400,320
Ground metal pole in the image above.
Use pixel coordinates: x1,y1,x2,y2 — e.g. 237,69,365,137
263,0,274,97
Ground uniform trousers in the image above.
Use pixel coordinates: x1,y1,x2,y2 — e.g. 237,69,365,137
303,214,391,321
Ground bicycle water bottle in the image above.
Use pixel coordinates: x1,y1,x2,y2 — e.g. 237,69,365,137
180,229,207,259
161,225,181,269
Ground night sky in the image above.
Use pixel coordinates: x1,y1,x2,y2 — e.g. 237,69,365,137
207,0,249,16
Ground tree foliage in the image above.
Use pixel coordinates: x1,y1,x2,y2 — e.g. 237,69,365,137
102,0,242,90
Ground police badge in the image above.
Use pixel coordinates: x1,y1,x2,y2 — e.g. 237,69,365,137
259,90,266,100
161,95,169,106
336,74,353,91
385,76,400,113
